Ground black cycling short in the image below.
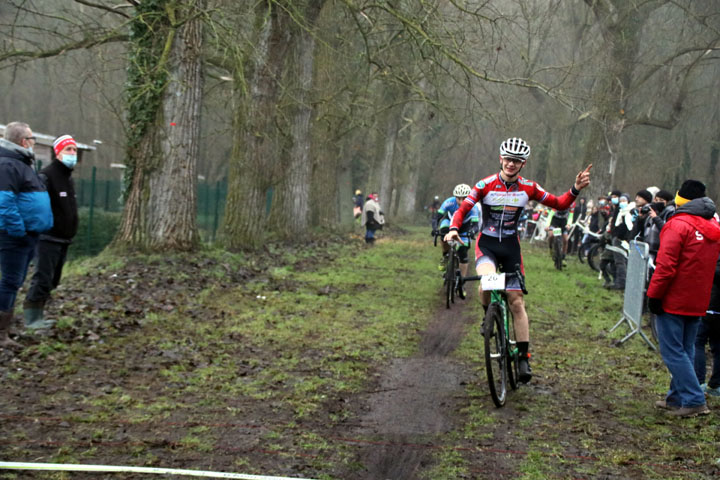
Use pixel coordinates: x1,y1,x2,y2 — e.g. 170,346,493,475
474,234,524,291
456,244,470,263
550,215,568,229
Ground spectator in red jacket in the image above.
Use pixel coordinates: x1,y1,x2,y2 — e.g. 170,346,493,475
647,179,720,418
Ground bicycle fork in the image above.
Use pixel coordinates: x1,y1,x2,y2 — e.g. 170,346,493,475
496,292,518,359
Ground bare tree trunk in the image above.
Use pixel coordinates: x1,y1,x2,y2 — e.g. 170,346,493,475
222,5,289,250
397,167,418,218
274,20,318,236
311,122,347,227
370,109,402,214
265,1,326,239
335,144,355,226
147,8,203,250
395,80,429,219
115,0,204,251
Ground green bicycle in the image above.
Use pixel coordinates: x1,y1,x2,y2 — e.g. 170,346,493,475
462,267,528,407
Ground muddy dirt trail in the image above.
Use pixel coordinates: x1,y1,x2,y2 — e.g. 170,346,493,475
337,289,490,480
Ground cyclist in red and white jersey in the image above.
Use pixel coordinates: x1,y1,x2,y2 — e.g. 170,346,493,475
445,137,592,383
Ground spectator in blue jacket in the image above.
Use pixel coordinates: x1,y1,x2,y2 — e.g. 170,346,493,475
0,122,53,349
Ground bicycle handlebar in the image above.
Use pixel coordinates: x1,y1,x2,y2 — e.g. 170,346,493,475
461,265,528,295
433,230,476,247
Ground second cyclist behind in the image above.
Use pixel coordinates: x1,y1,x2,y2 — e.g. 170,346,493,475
444,137,592,383
547,206,571,261
433,184,481,281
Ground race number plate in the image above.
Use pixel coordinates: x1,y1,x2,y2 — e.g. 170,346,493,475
481,273,506,291
552,227,562,236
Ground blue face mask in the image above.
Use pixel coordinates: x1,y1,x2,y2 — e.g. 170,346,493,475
611,197,619,205
60,154,77,169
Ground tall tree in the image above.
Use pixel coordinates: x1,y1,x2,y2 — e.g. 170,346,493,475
580,0,720,194
115,0,206,250
221,2,288,250
222,0,327,249
267,0,328,239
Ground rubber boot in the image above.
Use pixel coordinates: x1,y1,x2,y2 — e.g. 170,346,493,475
0,311,22,350
23,302,54,330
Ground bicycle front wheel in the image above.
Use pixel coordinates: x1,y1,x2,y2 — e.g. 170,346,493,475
446,253,456,309
484,304,508,407
587,243,604,272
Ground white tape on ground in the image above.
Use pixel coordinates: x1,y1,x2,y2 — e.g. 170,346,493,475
0,462,317,480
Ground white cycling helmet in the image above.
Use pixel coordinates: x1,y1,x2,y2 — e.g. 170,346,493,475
453,183,472,197
499,137,530,161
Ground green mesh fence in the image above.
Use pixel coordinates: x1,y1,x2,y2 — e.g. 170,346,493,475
66,167,227,258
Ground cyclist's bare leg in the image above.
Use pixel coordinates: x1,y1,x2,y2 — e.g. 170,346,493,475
475,261,495,307
460,262,470,278
562,233,569,255
506,291,529,342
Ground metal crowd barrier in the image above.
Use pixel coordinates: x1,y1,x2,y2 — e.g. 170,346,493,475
609,240,657,350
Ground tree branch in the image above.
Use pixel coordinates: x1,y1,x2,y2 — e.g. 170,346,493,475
72,0,132,19
632,41,720,92
0,32,129,66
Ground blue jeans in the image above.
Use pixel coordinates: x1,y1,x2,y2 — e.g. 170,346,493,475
694,314,720,389
0,232,38,312
656,312,706,408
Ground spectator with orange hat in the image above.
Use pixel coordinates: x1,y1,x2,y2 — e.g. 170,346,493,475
23,135,80,330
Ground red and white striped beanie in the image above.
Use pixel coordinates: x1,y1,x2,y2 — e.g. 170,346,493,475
53,135,77,156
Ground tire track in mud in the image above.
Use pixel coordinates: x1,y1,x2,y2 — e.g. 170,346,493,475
340,291,480,480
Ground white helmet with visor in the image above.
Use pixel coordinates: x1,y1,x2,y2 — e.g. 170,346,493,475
499,137,530,161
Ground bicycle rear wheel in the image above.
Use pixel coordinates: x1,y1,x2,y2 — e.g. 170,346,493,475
578,240,594,264
587,243,604,272
484,304,507,407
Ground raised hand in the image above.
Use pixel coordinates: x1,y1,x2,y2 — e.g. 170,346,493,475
574,164,592,191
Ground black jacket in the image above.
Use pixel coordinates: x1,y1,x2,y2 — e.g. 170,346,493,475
39,160,78,242
709,257,720,313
